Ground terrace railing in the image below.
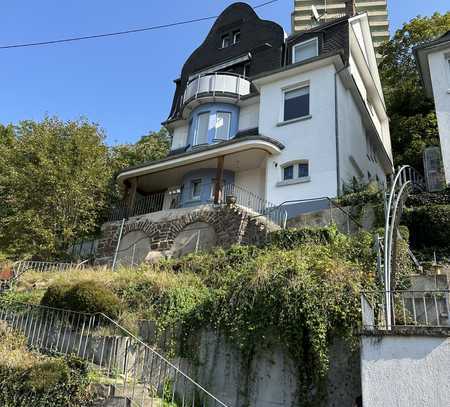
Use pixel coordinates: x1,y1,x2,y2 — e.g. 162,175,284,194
0,302,230,407
362,290,450,330
108,183,287,229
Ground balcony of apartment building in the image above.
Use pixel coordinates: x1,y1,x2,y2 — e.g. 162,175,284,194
181,71,252,114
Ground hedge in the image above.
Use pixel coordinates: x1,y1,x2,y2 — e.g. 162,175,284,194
403,205,450,256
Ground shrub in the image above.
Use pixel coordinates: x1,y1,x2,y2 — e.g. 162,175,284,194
41,281,121,318
403,205,450,256
0,325,93,407
406,188,450,207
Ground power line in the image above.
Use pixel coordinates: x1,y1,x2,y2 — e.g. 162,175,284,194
0,0,281,50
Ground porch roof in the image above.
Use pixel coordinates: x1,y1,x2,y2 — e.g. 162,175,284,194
116,134,284,186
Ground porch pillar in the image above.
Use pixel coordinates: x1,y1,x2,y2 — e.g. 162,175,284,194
127,177,138,215
214,156,225,204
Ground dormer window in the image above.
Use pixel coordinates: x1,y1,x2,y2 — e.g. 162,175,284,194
233,30,241,44
292,38,319,64
221,34,231,49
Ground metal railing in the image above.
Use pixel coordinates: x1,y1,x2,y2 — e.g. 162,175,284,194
362,290,450,330
108,183,288,229
383,166,425,329
183,72,251,106
0,302,230,407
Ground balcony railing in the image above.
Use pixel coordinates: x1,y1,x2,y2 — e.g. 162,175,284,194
183,72,251,106
362,290,450,330
108,183,287,229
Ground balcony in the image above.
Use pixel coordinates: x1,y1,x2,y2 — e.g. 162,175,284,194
108,183,287,229
182,72,251,110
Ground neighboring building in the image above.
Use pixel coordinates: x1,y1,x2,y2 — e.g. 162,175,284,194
292,0,390,56
415,31,450,186
98,2,393,262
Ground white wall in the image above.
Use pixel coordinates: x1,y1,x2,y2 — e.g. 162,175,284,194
361,334,450,407
429,47,450,184
171,124,189,150
238,101,259,131
337,75,386,189
235,167,265,200
258,64,338,205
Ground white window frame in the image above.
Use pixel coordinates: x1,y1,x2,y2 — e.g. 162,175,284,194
221,34,231,49
277,160,310,187
214,111,231,141
233,30,241,45
292,38,319,64
279,82,311,125
194,111,210,146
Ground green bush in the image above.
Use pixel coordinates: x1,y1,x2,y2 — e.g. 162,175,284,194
41,281,121,318
403,205,450,256
0,325,93,407
406,188,450,207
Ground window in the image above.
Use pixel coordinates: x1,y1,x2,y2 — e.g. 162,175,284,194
298,162,309,178
191,179,202,200
214,112,231,140
233,30,241,44
293,38,318,64
221,34,231,48
283,165,294,180
281,161,309,184
283,86,310,122
195,112,209,145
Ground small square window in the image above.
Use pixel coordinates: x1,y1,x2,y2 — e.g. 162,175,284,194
233,30,241,44
293,38,318,64
191,179,202,200
283,165,294,180
221,34,231,48
284,86,310,122
298,163,309,178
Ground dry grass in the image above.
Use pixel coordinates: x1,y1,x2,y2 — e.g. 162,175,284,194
0,322,40,369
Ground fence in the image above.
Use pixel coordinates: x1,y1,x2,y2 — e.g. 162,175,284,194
0,302,230,407
361,290,450,330
108,183,288,229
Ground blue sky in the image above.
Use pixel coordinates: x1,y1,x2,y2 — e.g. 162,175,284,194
1,0,448,145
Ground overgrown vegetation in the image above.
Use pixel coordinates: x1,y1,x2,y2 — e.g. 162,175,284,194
3,227,378,405
403,205,450,259
378,12,450,170
0,119,170,260
0,323,93,407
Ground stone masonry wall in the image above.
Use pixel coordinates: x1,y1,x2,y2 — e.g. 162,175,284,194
97,204,275,261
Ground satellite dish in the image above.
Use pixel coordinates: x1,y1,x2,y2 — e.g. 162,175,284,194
312,5,321,21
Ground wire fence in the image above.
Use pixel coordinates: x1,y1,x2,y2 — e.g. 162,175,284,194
0,302,230,407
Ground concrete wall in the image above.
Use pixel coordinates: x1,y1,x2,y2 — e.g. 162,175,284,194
238,99,260,131
259,64,339,204
234,167,266,200
336,74,386,189
428,47,450,184
361,331,450,407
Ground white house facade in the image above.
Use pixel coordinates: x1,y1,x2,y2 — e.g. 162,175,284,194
415,31,450,186
114,2,393,224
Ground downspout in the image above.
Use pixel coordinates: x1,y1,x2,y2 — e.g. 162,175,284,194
334,64,348,197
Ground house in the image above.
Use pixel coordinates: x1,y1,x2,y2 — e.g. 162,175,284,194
98,2,393,263
414,31,450,186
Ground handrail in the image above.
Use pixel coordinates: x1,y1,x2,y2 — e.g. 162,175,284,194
0,301,231,407
383,165,425,329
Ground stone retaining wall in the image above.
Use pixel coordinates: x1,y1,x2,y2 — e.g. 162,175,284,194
97,204,274,262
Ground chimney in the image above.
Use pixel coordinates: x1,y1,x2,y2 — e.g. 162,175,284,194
345,0,356,17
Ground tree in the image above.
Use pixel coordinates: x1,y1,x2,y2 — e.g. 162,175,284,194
378,12,450,170
110,127,170,172
0,117,112,259
0,118,171,260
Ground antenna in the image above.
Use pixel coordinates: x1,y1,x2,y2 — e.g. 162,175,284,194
311,5,320,21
